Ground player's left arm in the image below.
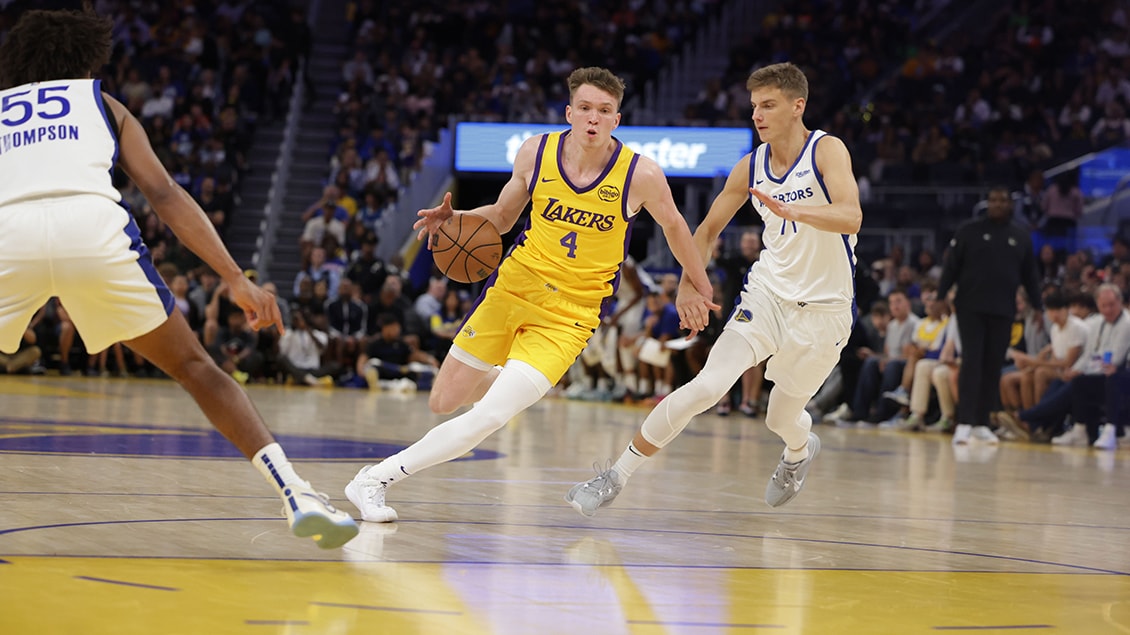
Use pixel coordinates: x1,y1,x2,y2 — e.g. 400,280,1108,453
750,135,863,234
631,158,718,333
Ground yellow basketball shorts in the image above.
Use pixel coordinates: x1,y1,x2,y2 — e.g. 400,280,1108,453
453,261,601,385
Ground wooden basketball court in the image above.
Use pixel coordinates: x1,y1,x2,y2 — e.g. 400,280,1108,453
1,375,1127,634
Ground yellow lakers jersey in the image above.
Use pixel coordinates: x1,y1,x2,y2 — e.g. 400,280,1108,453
507,131,639,306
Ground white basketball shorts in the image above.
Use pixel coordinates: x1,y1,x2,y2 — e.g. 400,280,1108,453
723,273,853,397
0,195,174,354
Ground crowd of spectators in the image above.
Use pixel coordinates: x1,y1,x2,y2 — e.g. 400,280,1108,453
7,0,1129,436
559,207,1130,453
685,0,1129,190
292,0,724,271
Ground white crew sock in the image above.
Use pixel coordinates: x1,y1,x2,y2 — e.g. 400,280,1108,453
612,442,650,481
252,442,306,494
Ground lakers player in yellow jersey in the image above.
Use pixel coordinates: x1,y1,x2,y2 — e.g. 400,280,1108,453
345,67,718,523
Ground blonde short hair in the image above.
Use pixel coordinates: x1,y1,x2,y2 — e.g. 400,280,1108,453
746,62,809,100
567,67,626,109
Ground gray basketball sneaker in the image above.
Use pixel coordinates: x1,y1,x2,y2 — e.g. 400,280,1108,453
565,462,623,518
765,432,821,507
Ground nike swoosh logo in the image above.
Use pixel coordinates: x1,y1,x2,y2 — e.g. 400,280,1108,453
835,338,845,346
541,177,557,182
755,179,764,185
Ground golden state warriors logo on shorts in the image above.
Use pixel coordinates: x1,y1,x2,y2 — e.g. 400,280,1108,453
597,185,620,202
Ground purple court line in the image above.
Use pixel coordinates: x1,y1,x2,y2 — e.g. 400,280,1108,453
245,621,310,626
74,575,178,591
0,450,374,463
310,601,461,615
2,492,1127,533
629,620,784,629
2,517,1128,576
0,414,898,458
0,491,270,500
933,627,1053,631
401,500,1130,533
408,518,1130,577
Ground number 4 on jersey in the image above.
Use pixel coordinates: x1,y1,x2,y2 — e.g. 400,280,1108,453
560,231,578,258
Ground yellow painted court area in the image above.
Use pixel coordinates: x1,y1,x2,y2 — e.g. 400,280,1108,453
2,557,1128,634
1,377,1128,634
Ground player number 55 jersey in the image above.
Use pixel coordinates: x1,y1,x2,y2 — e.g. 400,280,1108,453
0,78,121,208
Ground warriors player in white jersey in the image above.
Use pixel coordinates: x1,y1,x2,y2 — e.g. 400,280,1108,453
567,62,862,516
0,9,357,548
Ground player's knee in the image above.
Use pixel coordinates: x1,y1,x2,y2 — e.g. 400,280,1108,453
165,352,219,388
428,390,461,415
682,374,728,412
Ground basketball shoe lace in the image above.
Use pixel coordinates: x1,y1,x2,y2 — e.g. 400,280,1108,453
344,465,399,523
566,460,622,517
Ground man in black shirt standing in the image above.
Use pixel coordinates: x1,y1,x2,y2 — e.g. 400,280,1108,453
939,186,1043,445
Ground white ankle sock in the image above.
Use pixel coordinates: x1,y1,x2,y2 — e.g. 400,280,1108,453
612,442,650,481
783,441,810,463
252,442,306,494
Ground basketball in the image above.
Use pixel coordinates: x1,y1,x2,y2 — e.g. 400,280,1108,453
430,213,503,283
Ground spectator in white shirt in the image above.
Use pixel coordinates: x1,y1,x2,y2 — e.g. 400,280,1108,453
278,310,341,386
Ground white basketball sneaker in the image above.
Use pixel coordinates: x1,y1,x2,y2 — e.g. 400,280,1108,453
344,465,399,523
565,462,623,518
282,482,359,549
1051,423,1088,446
765,432,821,507
970,426,1000,445
951,423,973,445
1093,423,1118,450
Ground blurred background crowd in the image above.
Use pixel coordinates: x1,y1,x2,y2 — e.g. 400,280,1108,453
1,0,1126,448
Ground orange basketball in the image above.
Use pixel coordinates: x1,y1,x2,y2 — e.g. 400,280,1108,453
430,213,503,283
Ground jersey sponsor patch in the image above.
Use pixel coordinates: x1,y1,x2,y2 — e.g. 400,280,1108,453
597,184,620,202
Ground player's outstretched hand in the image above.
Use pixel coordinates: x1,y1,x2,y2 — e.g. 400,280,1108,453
676,285,720,338
226,275,285,334
414,191,456,249
750,187,801,222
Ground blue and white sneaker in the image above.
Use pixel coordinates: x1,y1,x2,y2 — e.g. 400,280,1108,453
283,482,359,549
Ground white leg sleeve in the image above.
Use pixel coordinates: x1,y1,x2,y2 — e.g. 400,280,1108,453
379,359,551,478
641,330,761,448
764,388,813,451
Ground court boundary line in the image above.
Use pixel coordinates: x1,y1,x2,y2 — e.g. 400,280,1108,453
1,517,1127,575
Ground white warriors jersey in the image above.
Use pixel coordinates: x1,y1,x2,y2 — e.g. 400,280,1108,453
0,79,121,208
748,129,856,307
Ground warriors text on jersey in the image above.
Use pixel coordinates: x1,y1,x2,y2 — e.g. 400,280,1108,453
0,79,121,207
749,129,856,307
507,131,640,306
